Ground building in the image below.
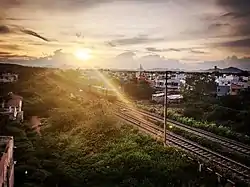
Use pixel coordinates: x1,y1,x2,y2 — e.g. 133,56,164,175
153,73,186,92
230,83,244,96
154,77,183,94
0,73,18,83
152,93,165,103
216,85,230,97
0,93,23,122
152,93,183,104
216,75,250,96
0,136,14,187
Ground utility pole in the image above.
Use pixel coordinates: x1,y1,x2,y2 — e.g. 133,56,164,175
164,71,168,146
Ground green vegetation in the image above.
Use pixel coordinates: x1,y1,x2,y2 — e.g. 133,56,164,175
122,78,154,100
167,125,250,167
183,74,250,144
136,101,250,145
132,74,250,145
0,65,220,187
142,115,250,167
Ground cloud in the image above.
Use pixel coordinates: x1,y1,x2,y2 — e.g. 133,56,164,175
0,51,34,61
0,24,51,42
146,47,181,52
146,47,208,54
108,35,165,46
216,0,250,38
212,38,250,49
103,51,189,70
190,50,208,54
106,42,116,47
20,28,50,42
208,23,231,30
116,51,136,58
221,12,250,19
216,0,250,12
2,48,250,71
0,44,20,50
0,25,11,34
196,56,250,70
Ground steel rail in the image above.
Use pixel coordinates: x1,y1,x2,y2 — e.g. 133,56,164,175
115,112,250,183
116,102,250,157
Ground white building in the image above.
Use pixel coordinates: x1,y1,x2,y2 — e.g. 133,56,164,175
154,73,186,93
152,93,183,104
216,75,250,96
0,73,18,83
0,93,23,121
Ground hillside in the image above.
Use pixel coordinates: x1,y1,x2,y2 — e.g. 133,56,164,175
204,66,246,74
220,67,244,74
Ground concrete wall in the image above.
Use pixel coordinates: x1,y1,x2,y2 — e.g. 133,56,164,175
0,137,14,187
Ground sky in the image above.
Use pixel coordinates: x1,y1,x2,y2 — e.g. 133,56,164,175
0,0,250,70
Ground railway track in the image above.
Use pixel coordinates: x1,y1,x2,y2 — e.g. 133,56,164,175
115,111,250,184
116,102,250,158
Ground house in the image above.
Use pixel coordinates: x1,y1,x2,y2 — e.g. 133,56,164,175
216,75,249,96
154,77,182,94
153,73,186,93
230,83,244,96
0,93,23,121
0,73,18,83
217,85,230,96
5,92,23,112
0,136,14,187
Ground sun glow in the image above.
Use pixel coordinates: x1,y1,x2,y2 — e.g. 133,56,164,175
74,48,92,61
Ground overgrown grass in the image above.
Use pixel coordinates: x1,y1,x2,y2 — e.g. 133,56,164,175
136,102,250,145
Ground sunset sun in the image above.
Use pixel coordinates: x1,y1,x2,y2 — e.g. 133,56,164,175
74,48,92,61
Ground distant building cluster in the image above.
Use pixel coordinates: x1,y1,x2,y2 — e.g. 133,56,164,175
216,75,250,97
81,65,250,103
0,73,18,83
100,67,186,104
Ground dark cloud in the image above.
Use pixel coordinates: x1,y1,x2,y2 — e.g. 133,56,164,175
0,23,51,42
221,12,250,19
20,28,50,42
146,47,163,52
106,42,116,47
216,0,250,11
217,0,250,38
0,25,11,34
0,52,10,55
108,35,165,46
208,23,231,30
212,38,250,48
199,56,250,70
5,17,31,21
